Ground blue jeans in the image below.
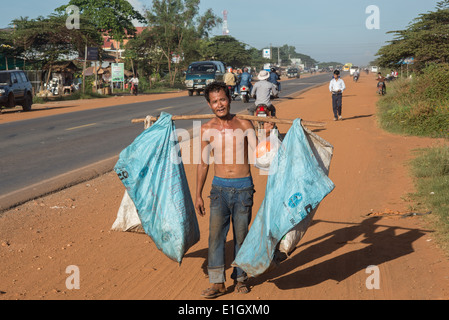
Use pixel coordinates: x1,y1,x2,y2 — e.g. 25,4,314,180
207,180,254,283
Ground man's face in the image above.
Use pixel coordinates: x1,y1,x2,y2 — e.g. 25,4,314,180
208,89,231,119
334,73,339,79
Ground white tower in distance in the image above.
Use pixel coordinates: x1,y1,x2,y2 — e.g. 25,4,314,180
222,10,229,35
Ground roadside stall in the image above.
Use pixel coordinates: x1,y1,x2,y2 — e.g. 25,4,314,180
42,61,78,96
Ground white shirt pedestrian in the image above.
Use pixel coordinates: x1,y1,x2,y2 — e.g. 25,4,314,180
329,77,346,93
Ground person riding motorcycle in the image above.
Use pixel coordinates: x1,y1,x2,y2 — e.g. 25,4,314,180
268,67,281,97
353,69,360,82
130,74,139,95
238,67,253,93
249,70,278,116
376,72,386,94
223,67,237,97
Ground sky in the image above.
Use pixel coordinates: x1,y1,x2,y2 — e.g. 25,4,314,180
0,0,442,66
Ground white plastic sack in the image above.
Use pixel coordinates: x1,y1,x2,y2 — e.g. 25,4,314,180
111,190,144,233
255,129,282,171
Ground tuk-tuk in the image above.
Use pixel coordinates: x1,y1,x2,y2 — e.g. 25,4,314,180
185,61,226,96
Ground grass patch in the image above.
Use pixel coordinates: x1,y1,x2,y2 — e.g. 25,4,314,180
377,64,449,139
408,146,449,248
377,63,449,251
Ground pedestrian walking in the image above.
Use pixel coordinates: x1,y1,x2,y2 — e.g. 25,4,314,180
329,70,346,120
195,82,274,298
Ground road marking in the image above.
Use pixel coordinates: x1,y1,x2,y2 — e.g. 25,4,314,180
156,106,174,111
66,123,97,131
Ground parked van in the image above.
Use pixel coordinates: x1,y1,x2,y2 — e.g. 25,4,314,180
185,61,226,96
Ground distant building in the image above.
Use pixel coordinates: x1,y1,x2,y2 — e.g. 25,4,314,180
102,27,150,61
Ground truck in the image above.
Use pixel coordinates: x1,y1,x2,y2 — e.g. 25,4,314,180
184,61,226,96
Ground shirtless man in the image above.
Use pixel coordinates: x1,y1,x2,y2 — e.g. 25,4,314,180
195,82,272,298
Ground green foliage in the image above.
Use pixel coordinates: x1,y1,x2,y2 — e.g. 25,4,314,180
408,145,449,246
124,28,165,82
56,0,146,42
377,63,449,139
8,14,101,69
202,35,250,67
376,2,449,70
246,47,270,70
145,0,221,87
410,63,449,102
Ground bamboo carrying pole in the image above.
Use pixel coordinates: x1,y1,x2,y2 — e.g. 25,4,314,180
131,114,325,127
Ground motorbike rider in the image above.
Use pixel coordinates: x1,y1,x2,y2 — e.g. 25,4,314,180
376,72,386,93
249,70,278,116
238,67,253,93
130,74,139,95
353,69,360,81
268,67,281,97
223,67,237,97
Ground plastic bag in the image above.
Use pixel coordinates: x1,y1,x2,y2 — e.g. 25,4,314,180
111,190,144,233
278,125,334,255
114,112,200,264
255,129,282,171
232,119,335,277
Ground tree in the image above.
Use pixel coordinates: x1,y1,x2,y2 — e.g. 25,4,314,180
0,27,24,70
201,35,251,67
246,47,270,71
376,1,449,71
146,0,221,87
57,0,146,42
11,14,101,65
124,28,165,88
7,13,101,89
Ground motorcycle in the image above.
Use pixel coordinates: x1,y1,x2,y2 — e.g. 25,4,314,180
254,104,269,135
227,85,238,100
377,82,386,95
353,74,359,82
131,83,138,95
239,85,250,103
253,104,280,144
269,83,280,100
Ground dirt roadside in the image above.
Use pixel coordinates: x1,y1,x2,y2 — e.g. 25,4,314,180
0,74,312,124
1,74,448,300
0,90,187,124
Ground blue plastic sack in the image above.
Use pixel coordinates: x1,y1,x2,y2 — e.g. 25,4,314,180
232,119,335,277
114,112,200,264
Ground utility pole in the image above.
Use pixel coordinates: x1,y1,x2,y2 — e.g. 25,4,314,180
278,47,280,67
82,44,87,94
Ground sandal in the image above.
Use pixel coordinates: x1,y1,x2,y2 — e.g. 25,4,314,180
201,287,226,299
235,281,250,294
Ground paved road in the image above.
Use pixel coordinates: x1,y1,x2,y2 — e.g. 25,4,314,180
0,73,332,211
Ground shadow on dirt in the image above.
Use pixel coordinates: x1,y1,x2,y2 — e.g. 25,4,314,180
186,216,431,290
341,114,373,121
252,217,430,289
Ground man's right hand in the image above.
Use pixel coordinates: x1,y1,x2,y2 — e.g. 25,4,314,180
263,116,275,132
195,197,206,217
